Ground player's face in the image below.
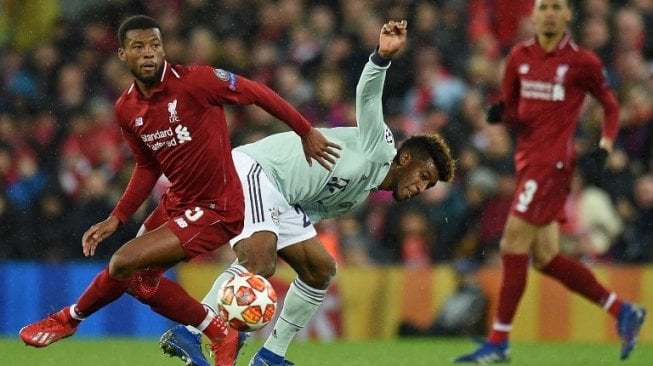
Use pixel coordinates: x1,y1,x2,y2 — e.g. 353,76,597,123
118,28,165,85
392,157,439,201
533,0,572,38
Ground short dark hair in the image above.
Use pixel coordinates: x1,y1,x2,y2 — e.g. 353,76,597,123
396,134,456,182
118,15,161,47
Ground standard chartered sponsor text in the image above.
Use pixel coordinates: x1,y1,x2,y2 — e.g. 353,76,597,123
141,127,174,142
141,127,178,151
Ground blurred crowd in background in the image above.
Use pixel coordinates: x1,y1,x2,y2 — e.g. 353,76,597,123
0,0,652,266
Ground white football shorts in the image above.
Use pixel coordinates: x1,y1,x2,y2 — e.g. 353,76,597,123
229,150,317,250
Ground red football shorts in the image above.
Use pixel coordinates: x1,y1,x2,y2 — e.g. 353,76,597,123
510,164,573,225
143,196,244,260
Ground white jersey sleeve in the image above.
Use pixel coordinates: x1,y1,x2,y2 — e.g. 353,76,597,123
356,53,395,160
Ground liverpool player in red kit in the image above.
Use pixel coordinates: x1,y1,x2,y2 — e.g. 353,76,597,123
455,1,646,363
19,15,339,366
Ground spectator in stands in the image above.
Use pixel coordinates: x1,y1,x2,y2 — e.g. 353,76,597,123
398,258,488,337
620,173,653,262
560,170,624,262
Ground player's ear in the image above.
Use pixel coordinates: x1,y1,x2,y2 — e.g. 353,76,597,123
399,151,411,166
118,47,126,61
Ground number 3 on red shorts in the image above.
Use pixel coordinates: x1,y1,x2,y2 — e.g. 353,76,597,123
185,207,205,221
516,179,538,213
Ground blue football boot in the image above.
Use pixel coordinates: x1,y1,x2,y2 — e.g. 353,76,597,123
249,347,295,366
617,303,647,360
160,324,210,366
453,340,510,364
161,325,249,366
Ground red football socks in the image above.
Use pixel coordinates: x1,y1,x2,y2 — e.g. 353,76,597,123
200,313,230,343
75,267,131,317
541,254,622,318
489,253,530,344
137,276,228,341
143,276,210,325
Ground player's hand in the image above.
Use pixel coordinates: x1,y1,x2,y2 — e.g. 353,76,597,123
378,20,407,59
301,128,342,171
82,215,120,257
583,147,609,184
486,102,504,124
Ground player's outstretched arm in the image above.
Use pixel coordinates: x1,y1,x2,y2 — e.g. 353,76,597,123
210,69,341,171
356,20,407,152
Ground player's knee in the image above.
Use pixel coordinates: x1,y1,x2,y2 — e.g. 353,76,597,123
532,251,555,270
126,268,163,300
248,260,277,278
108,253,136,279
322,259,337,285
302,257,336,289
235,235,278,278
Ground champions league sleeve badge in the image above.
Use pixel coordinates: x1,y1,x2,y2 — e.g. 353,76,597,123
213,68,237,90
213,68,230,81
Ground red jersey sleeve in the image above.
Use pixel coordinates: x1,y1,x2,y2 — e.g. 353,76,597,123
110,107,162,224
192,66,312,136
580,51,619,141
501,48,522,125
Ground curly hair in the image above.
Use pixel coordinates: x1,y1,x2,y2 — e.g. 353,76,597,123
396,134,457,182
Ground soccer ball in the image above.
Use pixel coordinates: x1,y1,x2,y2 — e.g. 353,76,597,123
217,272,278,332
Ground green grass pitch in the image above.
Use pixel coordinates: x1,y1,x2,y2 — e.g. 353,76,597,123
2,337,652,365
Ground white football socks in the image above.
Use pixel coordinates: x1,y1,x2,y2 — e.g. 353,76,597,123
185,262,248,335
263,277,326,357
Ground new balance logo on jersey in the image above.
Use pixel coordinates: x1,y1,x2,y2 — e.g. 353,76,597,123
134,117,143,126
174,217,188,228
168,99,180,123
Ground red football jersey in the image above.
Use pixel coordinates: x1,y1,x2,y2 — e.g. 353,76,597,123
111,62,312,223
502,34,619,171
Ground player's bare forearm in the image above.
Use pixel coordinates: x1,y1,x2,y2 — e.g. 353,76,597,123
301,128,341,171
378,20,407,59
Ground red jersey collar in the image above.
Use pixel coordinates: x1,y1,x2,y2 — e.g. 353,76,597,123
127,60,180,98
531,32,578,56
